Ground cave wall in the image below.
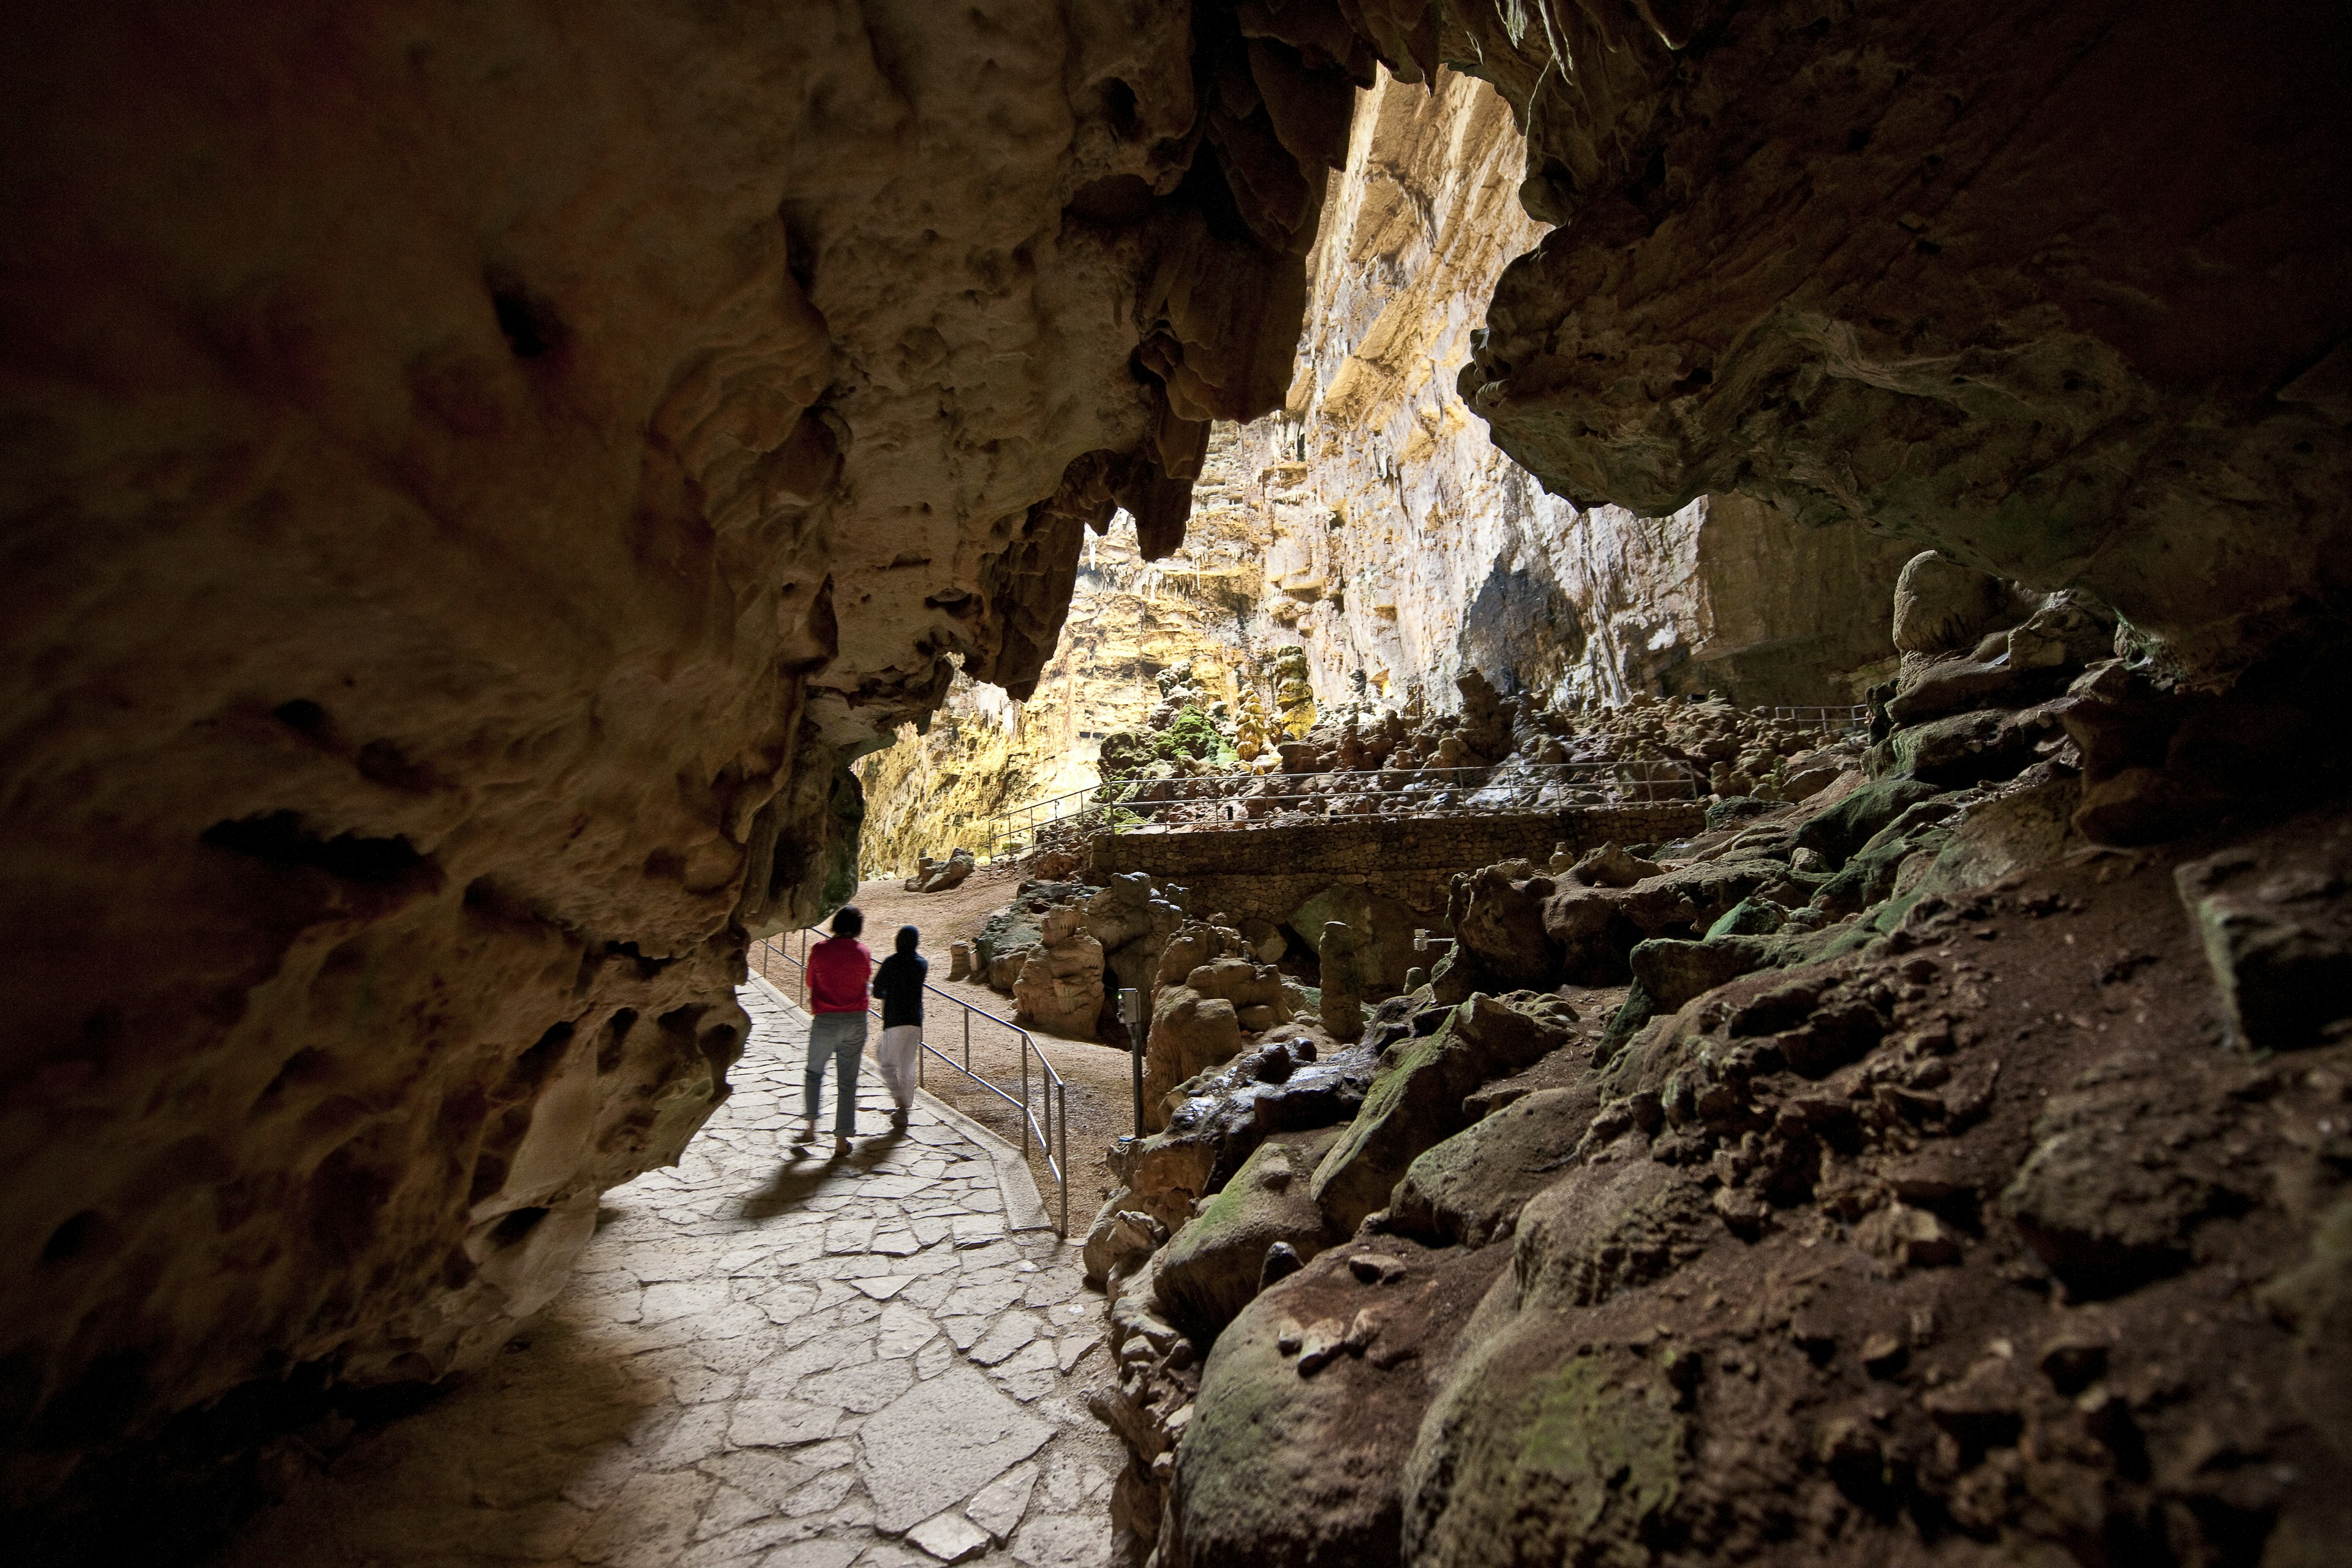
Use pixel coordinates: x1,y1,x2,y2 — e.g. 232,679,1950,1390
1211,63,1914,710
1431,0,2352,683
0,0,1372,1498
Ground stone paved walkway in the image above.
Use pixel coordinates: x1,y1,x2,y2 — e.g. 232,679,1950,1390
219,978,1118,1567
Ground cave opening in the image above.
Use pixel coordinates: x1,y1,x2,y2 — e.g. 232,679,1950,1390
6,2,2350,1566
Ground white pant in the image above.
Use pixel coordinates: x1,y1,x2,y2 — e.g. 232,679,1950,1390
876,1024,921,1110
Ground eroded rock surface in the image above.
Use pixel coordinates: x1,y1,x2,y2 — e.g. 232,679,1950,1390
0,0,1370,1502
1441,0,2352,683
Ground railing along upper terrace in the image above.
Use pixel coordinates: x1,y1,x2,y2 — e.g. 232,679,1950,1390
951,756,1705,856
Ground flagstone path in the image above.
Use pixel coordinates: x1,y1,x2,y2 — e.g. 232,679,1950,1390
217,978,1120,1567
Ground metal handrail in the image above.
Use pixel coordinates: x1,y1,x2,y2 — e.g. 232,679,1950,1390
1770,704,1871,734
955,782,1115,858
1090,758,1703,820
956,759,1703,852
752,932,1071,1237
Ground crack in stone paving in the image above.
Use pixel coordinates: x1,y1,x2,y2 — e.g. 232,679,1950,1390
218,979,1119,1568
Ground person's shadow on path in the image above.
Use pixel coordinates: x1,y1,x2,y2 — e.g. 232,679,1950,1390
737,1124,908,1220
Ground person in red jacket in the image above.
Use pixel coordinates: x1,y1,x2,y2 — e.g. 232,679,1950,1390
796,905,872,1156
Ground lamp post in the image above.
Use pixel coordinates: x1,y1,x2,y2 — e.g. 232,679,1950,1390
1120,987,1147,1137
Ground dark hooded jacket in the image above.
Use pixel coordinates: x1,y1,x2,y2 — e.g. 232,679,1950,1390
872,927,926,1028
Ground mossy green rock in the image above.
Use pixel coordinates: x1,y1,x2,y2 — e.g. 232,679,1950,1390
1154,1126,1341,1343
1311,995,1571,1234
1404,1335,1686,1568
1793,774,1944,867
1390,1085,1603,1246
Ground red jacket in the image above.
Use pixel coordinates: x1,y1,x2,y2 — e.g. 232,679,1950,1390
806,936,873,1013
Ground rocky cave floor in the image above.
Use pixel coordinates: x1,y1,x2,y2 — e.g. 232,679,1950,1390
210,979,1121,1568
1085,783,2352,1565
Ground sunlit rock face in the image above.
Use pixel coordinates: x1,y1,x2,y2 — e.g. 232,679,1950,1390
0,0,1361,1490
1215,64,1911,708
1435,0,2352,682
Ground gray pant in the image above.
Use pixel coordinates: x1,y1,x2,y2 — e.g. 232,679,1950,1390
805,1011,868,1136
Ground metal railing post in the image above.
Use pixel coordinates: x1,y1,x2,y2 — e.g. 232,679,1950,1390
1058,1084,1069,1237
963,1008,970,1073
1020,1040,1030,1155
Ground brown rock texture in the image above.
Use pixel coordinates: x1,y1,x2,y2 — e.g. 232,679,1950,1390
1431,0,2352,682
1211,62,1915,709
0,0,1370,1499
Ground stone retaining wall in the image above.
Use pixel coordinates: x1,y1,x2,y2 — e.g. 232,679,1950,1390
1090,803,1708,926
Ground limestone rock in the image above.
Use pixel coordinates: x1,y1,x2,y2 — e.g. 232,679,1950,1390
1153,1127,1343,1343
2176,815,2352,1052
1999,1048,2250,1297
1317,921,1368,1045
1390,1085,1604,1248
1513,1159,1713,1312
1311,995,1574,1234
1445,865,1563,992
1446,2,2352,684
1167,1238,1504,1568
1080,1206,1169,1292
7,0,1394,1468
1143,989,1246,1132
1794,777,1949,869
1891,551,2008,655
1571,842,1662,888
1011,908,1104,1039
1403,1338,1687,1568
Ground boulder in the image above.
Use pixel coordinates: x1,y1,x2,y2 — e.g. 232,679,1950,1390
1186,957,1287,1016
1084,872,1186,998
1876,702,2062,786
918,848,975,892
2176,826,2352,1052
1390,1085,1605,1247
1513,1158,1713,1311
1311,995,1574,1234
1885,654,2029,725
986,946,1033,993
1011,906,1104,1038
1891,550,2005,654
1238,917,1287,964
1446,865,1562,992
1998,1049,2248,1297
1143,989,1245,1130
1403,1336,1687,1568
1627,936,1779,1016
1080,1204,1168,1291
1793,775,1947,867
1568,842,1660,888
1153,1126,1343,1343
2002,592,2114,670
947,940,973,982
1171,1240,1502,1568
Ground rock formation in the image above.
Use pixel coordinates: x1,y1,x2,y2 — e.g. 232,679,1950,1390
1209,64,1917,711
1433,0,2352,685
0,0,1374,1513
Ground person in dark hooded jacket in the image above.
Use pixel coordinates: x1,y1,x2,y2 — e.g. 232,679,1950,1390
870,924,926,1131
